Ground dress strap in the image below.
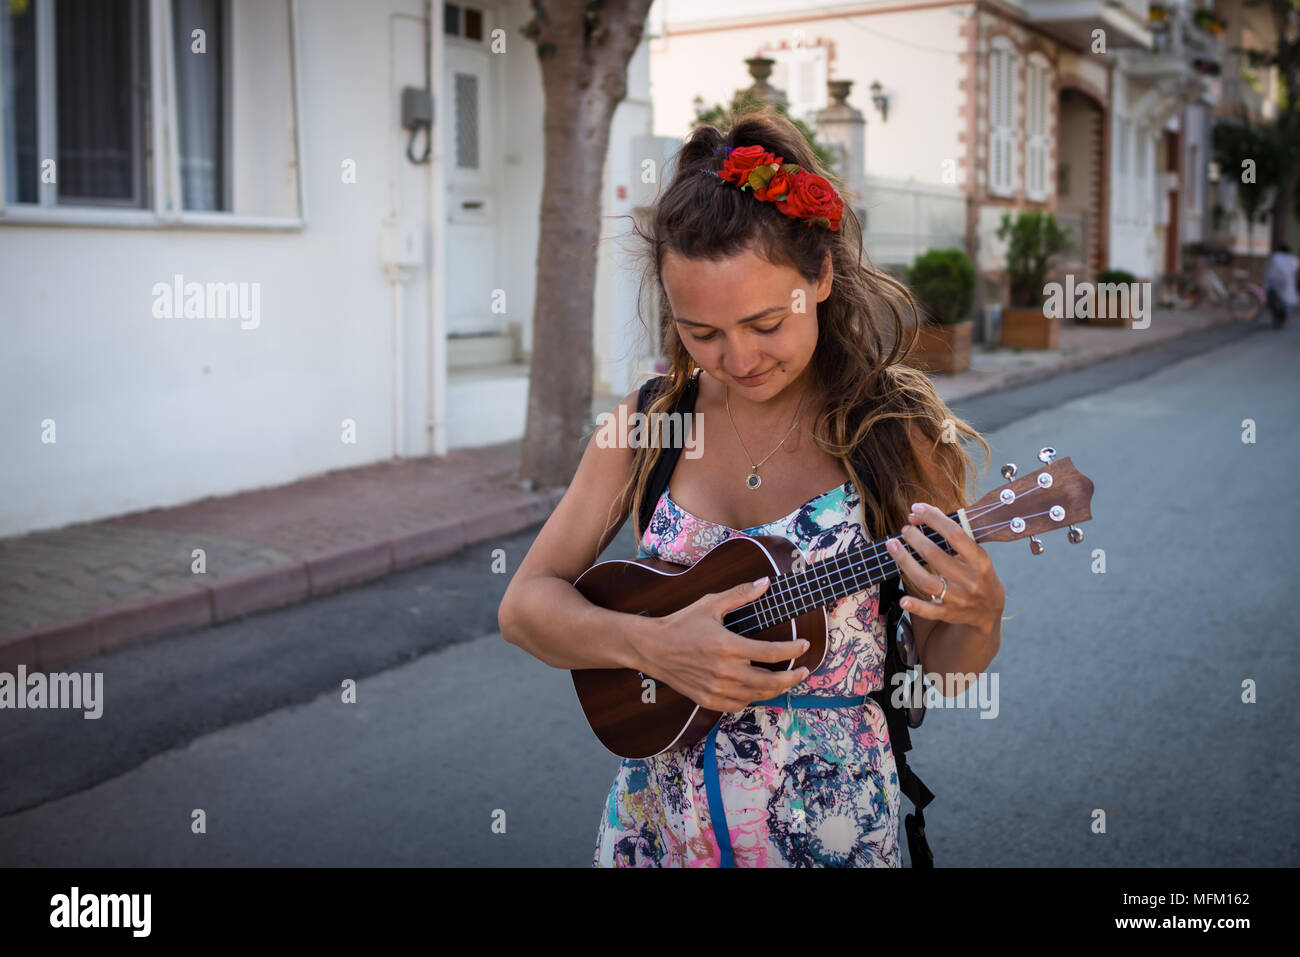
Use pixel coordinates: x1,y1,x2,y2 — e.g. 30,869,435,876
702,694,870,868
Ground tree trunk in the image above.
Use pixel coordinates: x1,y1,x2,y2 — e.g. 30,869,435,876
518,0,654,490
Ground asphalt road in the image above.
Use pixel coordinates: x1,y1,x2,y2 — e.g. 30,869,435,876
1,319,1296,866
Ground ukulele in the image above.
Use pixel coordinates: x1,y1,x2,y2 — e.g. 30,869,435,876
570,448,1095,759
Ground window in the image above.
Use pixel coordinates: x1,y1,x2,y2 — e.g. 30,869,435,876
1136,130,1148,224
1,0,37,203
768,45,829,124
1117,117,1130,224
445,2,484,42
2,0,151,207
454,72,479,169
172,0,228,211
987,40,1016,197
1025,55,1050,202
0,0,303,224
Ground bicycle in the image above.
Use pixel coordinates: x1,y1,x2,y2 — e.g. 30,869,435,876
1157,255,1265,322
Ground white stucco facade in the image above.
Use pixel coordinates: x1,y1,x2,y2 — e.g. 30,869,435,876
0,0,654,535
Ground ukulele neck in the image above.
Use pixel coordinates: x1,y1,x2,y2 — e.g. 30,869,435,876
722,518,960,634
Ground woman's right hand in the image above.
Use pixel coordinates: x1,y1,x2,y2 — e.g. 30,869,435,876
630,577,810,712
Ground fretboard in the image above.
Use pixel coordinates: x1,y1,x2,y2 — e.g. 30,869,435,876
721,519,960,636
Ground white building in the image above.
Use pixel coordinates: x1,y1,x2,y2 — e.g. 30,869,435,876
646,0,1222,301
0,0,656,536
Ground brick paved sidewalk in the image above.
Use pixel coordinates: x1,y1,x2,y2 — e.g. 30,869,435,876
0,443,564,671
0,303,1245,672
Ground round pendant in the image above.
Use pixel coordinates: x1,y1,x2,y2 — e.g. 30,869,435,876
746,473,762,490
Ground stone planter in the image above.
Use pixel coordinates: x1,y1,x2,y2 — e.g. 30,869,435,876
1000,306,1060,349
909,318,973,373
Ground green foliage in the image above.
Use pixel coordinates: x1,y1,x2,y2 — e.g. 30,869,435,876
1212,115,1282,225
995,211,1070,307
907,248,975,325
1096,268,1137,285
691,91,839,173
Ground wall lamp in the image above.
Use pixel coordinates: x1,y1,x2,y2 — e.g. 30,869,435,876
869,79,889,122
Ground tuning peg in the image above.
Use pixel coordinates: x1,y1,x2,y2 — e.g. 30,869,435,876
1001,463,1017,481
1068,524,1084,544
1029,535,1045,555
1037,447,1056,464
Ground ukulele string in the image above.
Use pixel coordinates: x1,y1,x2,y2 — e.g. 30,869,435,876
729,511,1040,636
725,496,1057,635
734,493,1018,616
728,502,1055,635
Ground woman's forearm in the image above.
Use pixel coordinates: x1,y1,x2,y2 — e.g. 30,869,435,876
919,616,1000,697
499,574,656,672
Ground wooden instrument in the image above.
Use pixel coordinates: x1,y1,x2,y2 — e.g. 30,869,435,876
571,449,1095,759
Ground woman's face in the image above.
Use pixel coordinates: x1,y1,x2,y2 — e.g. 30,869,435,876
662,245,832,402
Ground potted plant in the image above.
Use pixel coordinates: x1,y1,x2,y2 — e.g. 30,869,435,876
1092,268,1137,326
996,210,1069,349
906,248,976,373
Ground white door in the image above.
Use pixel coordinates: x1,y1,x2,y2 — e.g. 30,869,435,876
444,25,502,337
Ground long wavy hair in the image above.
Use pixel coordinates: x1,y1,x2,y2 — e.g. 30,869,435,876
605,106,991,548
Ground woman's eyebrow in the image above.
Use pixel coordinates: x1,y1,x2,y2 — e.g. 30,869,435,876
674,306,786,328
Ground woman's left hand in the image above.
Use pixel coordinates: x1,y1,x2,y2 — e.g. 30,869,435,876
885,501,1005,639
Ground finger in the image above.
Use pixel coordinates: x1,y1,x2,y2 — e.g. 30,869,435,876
714,576,771,616
731,634,810,663
899,593,945,621
900,521,962,581
885,534,944,597
764,666,810,697
908,502,981,564
743,664,809,699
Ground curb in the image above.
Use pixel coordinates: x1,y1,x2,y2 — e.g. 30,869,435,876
943,312,1251,404
0,486,567,673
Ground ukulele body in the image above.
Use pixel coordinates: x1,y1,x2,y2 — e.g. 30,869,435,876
571,533,829,759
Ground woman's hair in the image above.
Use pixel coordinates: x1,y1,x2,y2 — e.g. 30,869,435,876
605,105,991,548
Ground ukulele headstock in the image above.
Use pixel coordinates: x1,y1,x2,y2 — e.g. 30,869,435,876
967,448,1094,553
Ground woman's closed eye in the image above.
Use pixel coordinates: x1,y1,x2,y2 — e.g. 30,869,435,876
691,322,784,342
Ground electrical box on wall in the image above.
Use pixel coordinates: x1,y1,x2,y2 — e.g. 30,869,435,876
380,219,425,269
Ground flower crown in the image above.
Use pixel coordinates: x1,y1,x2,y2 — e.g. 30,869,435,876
698,144,844,231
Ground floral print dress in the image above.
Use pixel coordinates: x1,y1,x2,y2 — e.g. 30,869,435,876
592,478,901,867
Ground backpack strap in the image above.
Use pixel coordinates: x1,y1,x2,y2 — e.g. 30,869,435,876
634,371,701,541
859,464,937,868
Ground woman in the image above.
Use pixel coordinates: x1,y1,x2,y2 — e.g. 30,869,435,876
497,108,1006,867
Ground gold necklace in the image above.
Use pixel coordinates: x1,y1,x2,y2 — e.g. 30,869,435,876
725,383,805,490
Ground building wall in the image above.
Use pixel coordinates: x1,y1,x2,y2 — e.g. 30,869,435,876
649,3,969,188
0,0,426,536
0,0,652,535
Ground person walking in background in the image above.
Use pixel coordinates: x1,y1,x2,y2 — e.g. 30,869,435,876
1263,242,1298,328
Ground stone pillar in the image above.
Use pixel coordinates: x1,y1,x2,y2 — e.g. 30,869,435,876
814,79,866,224
736,56,789,110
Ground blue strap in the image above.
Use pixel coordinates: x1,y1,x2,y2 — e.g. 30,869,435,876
702,693,869,867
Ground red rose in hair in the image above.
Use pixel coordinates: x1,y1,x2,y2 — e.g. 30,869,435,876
776,170,844,231
752,166,791,202
718,144,782,186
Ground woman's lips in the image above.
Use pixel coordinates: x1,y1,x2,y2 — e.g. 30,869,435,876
734,368,774,385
